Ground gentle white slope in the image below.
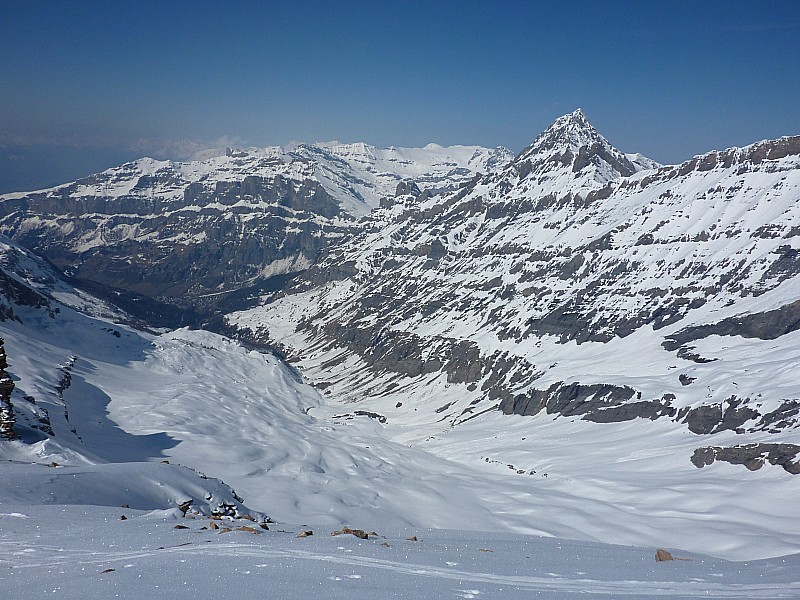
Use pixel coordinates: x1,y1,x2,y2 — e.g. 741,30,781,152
3,505,799,599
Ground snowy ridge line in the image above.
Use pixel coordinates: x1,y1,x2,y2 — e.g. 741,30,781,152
2,540,797,598
0,141,512,215
0,140,512,306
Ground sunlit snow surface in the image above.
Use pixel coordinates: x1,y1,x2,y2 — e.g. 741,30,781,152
2,505,799,600
1,305,799,559
219,136,800,561
1,268,799,596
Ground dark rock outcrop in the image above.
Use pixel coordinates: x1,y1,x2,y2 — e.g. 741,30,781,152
0,338,17,440
664,300,800,351
691,444,800,474
500,381,678,424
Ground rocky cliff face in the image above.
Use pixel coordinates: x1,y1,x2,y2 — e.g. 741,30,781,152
228,111,800,469
0,143,510,318
0,338,16,440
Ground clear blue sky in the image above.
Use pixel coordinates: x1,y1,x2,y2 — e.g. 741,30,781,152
1,0,799,192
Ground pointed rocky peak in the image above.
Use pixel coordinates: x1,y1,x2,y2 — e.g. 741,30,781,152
513,109,650,183
519,109,599,158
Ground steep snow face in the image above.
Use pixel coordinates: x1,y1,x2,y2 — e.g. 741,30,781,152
0,238,262,517
226,113,800,557
0,143,509,306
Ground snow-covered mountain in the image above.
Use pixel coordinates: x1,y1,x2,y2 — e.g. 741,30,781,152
0,142,510,313
229,109,800,439
224,110,800,557
1,217,799,600
2,111,800,569
0,234,265,517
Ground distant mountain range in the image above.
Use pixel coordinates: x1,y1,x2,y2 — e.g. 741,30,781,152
0,141,510,320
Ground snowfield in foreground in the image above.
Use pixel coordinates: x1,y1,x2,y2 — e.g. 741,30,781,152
2,505,799,600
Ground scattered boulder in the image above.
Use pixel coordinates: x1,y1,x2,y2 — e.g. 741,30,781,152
331,527,370,539
235,526,260,534
655,549,674,562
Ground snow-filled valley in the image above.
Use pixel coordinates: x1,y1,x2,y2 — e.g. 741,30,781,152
2,112,800,597
2,313,799,598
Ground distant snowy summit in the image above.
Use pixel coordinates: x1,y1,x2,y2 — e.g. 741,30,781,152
517,108,660,180
4,108,798,329
0,139,511,314
0,140,511,215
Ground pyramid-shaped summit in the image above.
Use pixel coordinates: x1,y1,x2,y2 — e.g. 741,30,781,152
516,109,644,181
538,108,598,147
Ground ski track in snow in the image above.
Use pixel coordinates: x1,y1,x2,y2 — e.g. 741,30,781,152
2,539,797,598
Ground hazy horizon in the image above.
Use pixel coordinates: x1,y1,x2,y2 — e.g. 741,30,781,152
2,0,799,193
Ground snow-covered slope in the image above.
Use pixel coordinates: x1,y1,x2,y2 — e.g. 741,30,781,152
299,141,512,215
0,237,265,518
2,271,799,594
4,505,799,600
0,143,510,307
2,112,800,570
226,111,800,558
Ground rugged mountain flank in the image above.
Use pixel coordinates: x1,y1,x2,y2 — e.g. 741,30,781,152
228,110,800,471
3,114,800,559
0,143,510,319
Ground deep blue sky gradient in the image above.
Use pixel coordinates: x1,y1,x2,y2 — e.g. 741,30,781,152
1,0,799,192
